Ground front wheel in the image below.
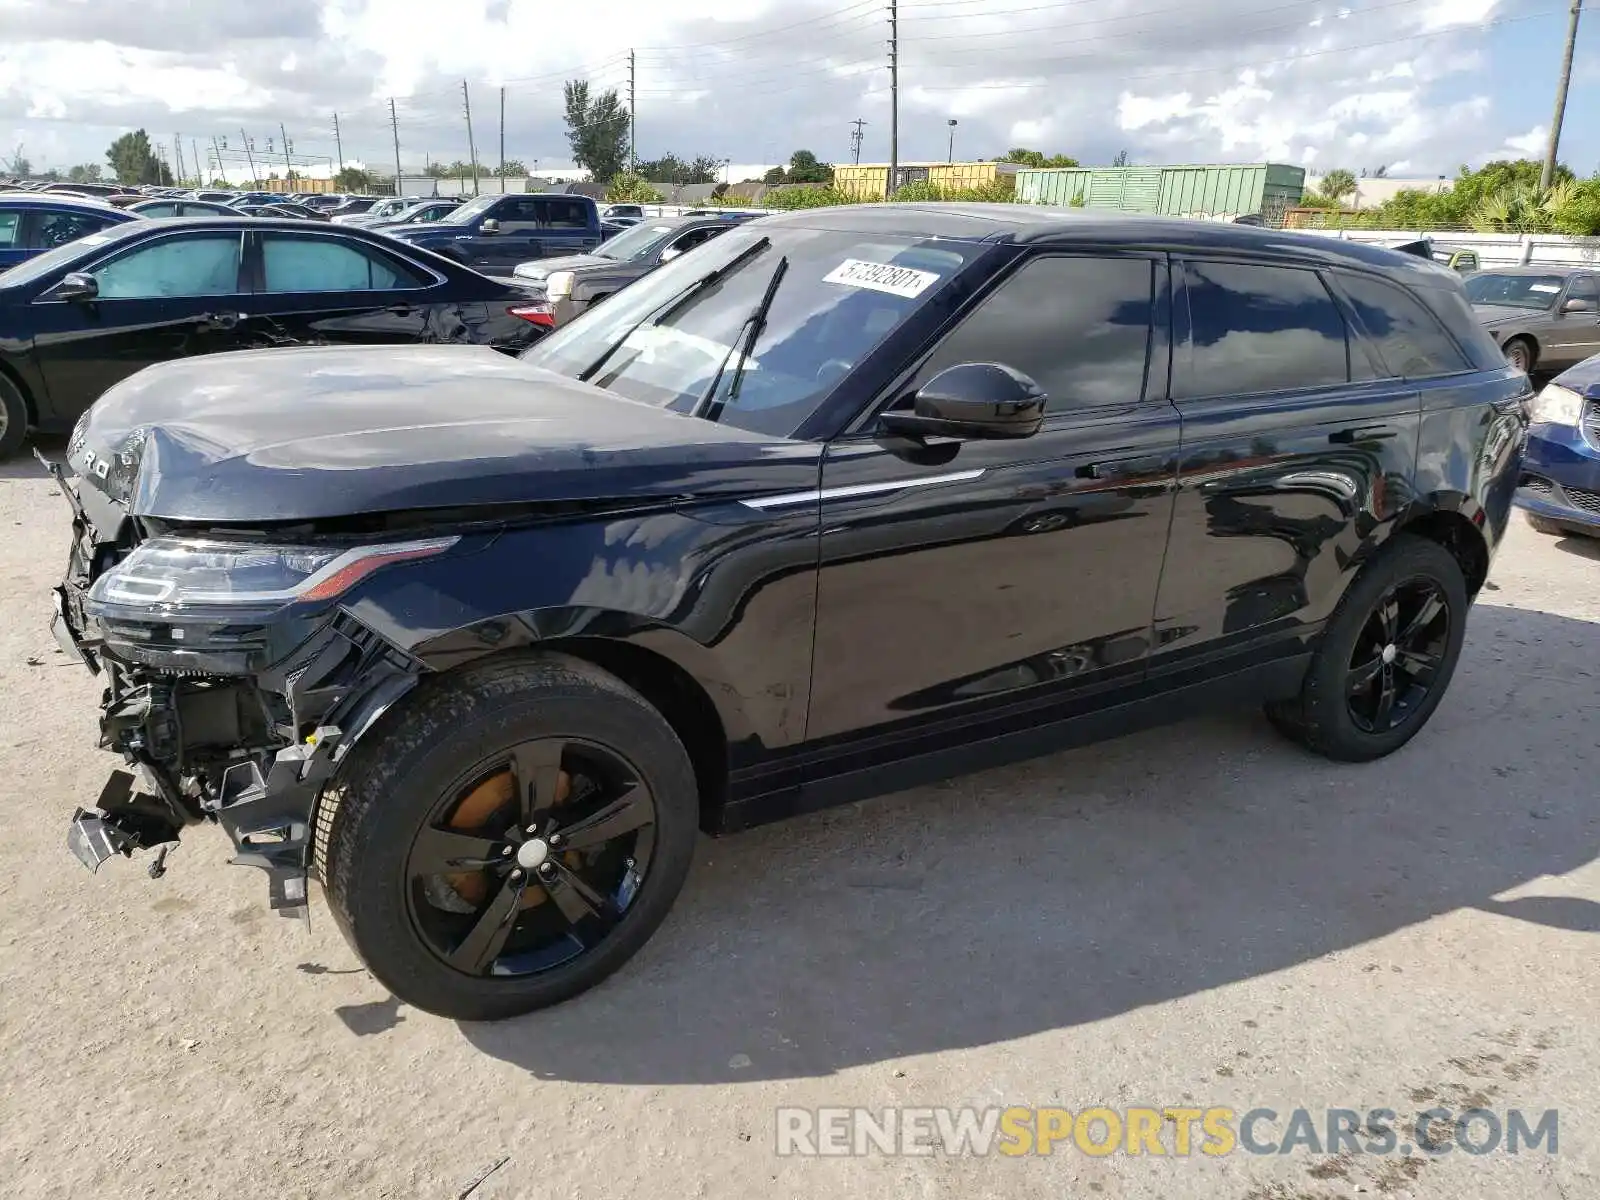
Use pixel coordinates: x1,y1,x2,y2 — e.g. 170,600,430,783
0,375,28,460
1266,534,1468,762
1502,337,1535,374
315,653,700,1020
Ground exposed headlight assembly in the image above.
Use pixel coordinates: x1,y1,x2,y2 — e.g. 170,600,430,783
86,536,458,616
1528,383,1583,427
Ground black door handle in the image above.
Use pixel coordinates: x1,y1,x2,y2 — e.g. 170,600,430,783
197,312,246,330
1329,425,1397,444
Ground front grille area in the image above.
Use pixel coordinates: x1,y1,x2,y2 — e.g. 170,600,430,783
1566,486,1600,516
1521,474,1555,498
1583,401,1600,452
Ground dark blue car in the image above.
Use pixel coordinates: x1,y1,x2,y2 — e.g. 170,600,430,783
0,193,140,269
384,192,601,272
1516,353,1600,537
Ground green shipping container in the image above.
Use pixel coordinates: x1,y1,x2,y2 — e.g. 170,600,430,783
1016,163,1305,219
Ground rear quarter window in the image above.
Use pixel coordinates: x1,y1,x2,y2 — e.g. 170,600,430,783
1334,272,1473,378
1408,282,1505,371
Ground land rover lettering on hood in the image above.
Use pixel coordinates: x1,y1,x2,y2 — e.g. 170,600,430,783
46,206,1525,1020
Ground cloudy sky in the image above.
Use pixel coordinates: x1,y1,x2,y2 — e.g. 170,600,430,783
0,0,1594,182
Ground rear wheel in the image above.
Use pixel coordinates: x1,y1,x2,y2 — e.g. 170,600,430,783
1502,336,1535,374
1266,535,1468,762
315,653,699,1020
0,375,28,460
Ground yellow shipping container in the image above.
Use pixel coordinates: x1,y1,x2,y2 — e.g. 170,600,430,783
832,161,1018,198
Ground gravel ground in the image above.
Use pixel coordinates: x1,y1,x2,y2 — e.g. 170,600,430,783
1,455,1596,1200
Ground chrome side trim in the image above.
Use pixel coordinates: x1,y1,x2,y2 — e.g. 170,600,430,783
739,468,985,510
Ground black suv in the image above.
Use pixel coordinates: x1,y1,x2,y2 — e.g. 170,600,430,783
48,205,1528,1020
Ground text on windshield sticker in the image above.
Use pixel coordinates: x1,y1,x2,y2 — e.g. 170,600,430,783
1529,284,1561,293
823,259,940,298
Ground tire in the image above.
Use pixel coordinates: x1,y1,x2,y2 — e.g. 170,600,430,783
315,653,699,1020
1265,534,1468,763
1502,337,1535,374
0,374,28,461
1526,513,1565,537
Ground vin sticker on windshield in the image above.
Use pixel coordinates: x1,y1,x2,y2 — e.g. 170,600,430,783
823,259,940,298
1528,283,1561,293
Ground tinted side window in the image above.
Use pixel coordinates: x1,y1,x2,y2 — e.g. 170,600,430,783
918,255,1153,411
1336,273,1472,378
31,210,114,249
261,235,428,292
0,210,20,247
138,203,180,217
91,234,243,298
539,199,591,229
1568,276,1600,305
498,197,542,226
1179,261,1348,398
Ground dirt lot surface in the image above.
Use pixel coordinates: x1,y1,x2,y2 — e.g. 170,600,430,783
1,456,1596,1200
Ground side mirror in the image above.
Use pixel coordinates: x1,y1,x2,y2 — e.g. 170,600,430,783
54,272,99,303
1562,297,1597,314
878,362,1046,441
480,218,500,235
659,246,682,262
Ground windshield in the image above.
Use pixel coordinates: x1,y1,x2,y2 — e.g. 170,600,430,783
521,225,977,437
1464,273,1565,309
593,221,680,261
439,194,500,224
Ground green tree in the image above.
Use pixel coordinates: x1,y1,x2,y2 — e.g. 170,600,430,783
333,165,372,192
634,153,721,185
1318,168,1357,203
66,163,103,183
106,130,172,185
785,149,833,184
563,79,630,183
762,166,787,186
493,159,527,177
424,162,451,179
1111,149,1130,167
606,173,665,203
3,145,31,176
996,148,1079,168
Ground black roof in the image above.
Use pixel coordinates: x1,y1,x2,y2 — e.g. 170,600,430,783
753,202,1465,282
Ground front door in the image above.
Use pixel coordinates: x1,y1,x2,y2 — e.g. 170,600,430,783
806,252,1181,772
468,196,545,271
243,230,434,345
28,229,252,425
1545,274,1600,370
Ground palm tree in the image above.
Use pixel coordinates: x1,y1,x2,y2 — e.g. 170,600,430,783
1319,168,1357,204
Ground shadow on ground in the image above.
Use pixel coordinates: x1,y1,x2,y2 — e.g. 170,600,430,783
442,604,1597,1083
0,436,66,483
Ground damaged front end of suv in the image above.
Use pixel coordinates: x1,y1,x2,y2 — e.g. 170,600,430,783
50,437,457,914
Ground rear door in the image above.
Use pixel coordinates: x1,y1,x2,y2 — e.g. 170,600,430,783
27,229,252,424
0,207,26,268
536,197,601,260
1151,258,1421,674
242,229,440,344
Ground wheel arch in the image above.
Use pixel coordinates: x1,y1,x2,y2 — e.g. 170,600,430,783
1501,332,1538,369
1393,501,1491,597
0,357,38,426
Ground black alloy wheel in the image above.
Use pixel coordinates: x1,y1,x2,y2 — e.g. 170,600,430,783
1264,534,1469,762
406,736,657,979
317,654,699,1020
1343,579,1451,735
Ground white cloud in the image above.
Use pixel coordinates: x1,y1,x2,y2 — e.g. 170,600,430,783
1502,126,1548,157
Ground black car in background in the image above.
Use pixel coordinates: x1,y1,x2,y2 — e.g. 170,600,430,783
509,211,756,327
0,217,547,457
127,198,243,218
49,205,1526,1020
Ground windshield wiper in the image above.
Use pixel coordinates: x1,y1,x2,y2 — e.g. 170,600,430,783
577,235,772,384
691,255,789,424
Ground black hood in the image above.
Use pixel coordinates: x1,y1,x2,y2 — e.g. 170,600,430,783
72,345,817,523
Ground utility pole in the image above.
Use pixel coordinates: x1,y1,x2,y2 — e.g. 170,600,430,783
851,118,867,165
462,79,480,196
389,98,403,196
211,136,225,186
280,123,294,185
1540,0,1584,193
173,135,185,186
947,119,958,164
887,0,898,199
628,50,637,173
240,129,259,185
333,112,344,173
499,86,506,193
191,139,201,185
